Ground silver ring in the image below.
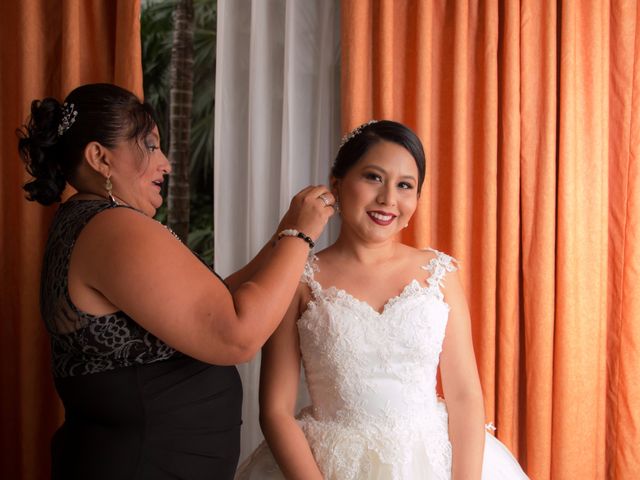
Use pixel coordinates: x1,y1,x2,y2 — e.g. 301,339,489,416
318,194,331,207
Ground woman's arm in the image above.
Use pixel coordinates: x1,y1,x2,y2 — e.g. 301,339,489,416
439,269,485,480
259,287,323,479
225,201,316,292
71,186,333,366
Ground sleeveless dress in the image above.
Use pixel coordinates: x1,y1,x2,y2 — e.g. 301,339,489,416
236,250,528,479
42,199,242,480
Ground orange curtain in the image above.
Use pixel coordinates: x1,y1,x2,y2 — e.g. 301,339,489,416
341,1,639,479
0,1,142,478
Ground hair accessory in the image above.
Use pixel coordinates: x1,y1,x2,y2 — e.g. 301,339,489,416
57,102,78,136
277,229,315,249
105,176,116,205
339,120,378,149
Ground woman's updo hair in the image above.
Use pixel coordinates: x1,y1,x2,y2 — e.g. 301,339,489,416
332,120,426,193
17,83,157,205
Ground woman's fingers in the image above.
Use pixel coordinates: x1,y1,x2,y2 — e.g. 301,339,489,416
280,185,335,241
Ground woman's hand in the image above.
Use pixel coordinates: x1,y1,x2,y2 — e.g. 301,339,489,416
277,185,335,241
226,186,335,293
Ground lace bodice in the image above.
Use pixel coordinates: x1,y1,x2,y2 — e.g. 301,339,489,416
296,249,458,479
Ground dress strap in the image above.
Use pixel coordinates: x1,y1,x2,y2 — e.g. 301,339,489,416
421,248,458,301
301,253,322,295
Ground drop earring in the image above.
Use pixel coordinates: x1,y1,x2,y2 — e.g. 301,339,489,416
105,176,116,205
334,199,341,214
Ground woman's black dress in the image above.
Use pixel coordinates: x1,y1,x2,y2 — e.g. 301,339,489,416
42,199,242,479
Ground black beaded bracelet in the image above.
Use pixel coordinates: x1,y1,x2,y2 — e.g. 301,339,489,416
277,229,315,249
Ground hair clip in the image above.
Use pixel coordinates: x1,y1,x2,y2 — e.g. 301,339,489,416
338,120,378,149
57,102,78,136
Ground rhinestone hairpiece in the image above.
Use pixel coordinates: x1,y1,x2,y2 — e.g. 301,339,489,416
57,102,78,136
338,120,378,149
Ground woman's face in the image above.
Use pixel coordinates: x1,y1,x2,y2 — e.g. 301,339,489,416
334,140,420,244
109,126,170,216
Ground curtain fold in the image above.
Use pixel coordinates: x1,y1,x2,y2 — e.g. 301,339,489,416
0,1,142,478
518,1,558,475
341,1,639,479
554,2,609,476
214,0,341,462
606,2,640,479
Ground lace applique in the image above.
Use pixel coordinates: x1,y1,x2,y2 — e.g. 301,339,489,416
422,248,458,302
301,253,319,283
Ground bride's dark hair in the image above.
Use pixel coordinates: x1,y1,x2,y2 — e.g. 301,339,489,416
332,120,426,193
17,83,157,205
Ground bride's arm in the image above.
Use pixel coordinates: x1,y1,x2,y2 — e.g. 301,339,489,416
259,285,323,480
439,269,485,480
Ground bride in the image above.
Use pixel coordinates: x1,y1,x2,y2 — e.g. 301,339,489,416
237,121,528,479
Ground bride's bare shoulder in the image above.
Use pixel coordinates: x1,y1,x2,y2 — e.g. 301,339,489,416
396,243,438,263
400,244,458,264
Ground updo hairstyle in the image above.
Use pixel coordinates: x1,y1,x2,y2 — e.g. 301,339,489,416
331,120,426,193
17,83,157,205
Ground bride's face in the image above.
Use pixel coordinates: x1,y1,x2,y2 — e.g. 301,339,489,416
334,140,420,243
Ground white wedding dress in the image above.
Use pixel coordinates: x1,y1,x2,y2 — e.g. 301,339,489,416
236,249,528,479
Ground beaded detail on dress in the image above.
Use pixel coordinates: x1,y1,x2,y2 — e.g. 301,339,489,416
41,200,177,378
294,249,457,480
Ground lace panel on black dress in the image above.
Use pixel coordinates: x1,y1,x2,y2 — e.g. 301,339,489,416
41,200,177,377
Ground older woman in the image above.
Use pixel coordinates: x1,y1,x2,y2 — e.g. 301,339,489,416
17,83,334,480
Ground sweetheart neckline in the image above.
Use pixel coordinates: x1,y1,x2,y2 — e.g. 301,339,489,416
301,278,449,320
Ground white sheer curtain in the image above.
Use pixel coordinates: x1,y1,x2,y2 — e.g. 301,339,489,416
214,0,341,462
